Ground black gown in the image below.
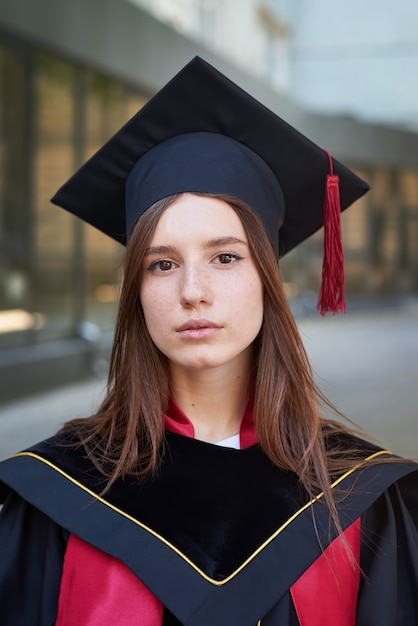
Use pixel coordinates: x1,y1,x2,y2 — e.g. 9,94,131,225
0,429,417,625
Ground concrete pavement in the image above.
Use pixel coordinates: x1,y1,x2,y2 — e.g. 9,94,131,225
0,300,417,461
298,298,418,457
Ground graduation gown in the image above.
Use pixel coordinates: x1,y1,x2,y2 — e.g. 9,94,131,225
1,427,418,625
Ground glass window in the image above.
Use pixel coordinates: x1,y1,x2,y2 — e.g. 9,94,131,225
0,43,152,350
398,170,418,289
0,47,33,349
83,77,148,332
340,169,369,293
32,53,77,342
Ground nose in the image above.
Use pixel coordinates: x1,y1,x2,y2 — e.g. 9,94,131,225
179,264,211,308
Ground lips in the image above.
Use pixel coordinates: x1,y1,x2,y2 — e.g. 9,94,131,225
176,319,222,339
177,319,221,332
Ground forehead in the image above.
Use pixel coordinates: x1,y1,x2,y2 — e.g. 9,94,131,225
149,194,248,244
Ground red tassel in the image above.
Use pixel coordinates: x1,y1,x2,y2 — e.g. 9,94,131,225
317,150,346,316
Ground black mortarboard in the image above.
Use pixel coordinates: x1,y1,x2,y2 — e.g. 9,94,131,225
51,56,369,313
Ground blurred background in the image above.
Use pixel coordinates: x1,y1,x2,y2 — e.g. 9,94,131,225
0,0,417,456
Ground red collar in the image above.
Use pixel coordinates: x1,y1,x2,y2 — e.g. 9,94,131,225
164,394,258,448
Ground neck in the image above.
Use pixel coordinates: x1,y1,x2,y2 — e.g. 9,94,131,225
169,362,252,444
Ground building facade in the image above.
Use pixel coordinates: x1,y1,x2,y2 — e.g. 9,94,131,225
128,0,292,92
0,0,417,401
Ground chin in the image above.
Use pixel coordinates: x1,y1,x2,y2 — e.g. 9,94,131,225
168,352,227,372
179,359,224,371
172,351,250,374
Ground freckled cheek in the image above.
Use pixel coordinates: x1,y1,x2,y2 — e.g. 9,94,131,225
141,286,176,340
140,289,162,327
233,273,263,302
248,279,264,323
227,278,263,325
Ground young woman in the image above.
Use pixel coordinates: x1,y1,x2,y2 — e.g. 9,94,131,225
0,57,417,626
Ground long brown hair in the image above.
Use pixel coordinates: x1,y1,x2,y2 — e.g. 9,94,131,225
64,193,369,527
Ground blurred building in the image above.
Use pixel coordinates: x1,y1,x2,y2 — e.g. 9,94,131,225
129,0,418,131
128,0,292,92
288,0,418,131
0,0,417,401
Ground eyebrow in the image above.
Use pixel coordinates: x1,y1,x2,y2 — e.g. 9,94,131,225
144,245,177,256
144,237,248,256
205,236,248,248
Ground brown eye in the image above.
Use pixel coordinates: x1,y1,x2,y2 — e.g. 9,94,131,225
158,260,173,271
217,253,241,264
146,259,176,272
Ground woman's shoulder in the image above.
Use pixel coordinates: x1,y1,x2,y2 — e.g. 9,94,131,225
0,428,87,502
320,422,417,498
323,423,383,454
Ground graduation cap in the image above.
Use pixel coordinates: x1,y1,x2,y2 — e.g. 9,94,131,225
51,56,369,314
